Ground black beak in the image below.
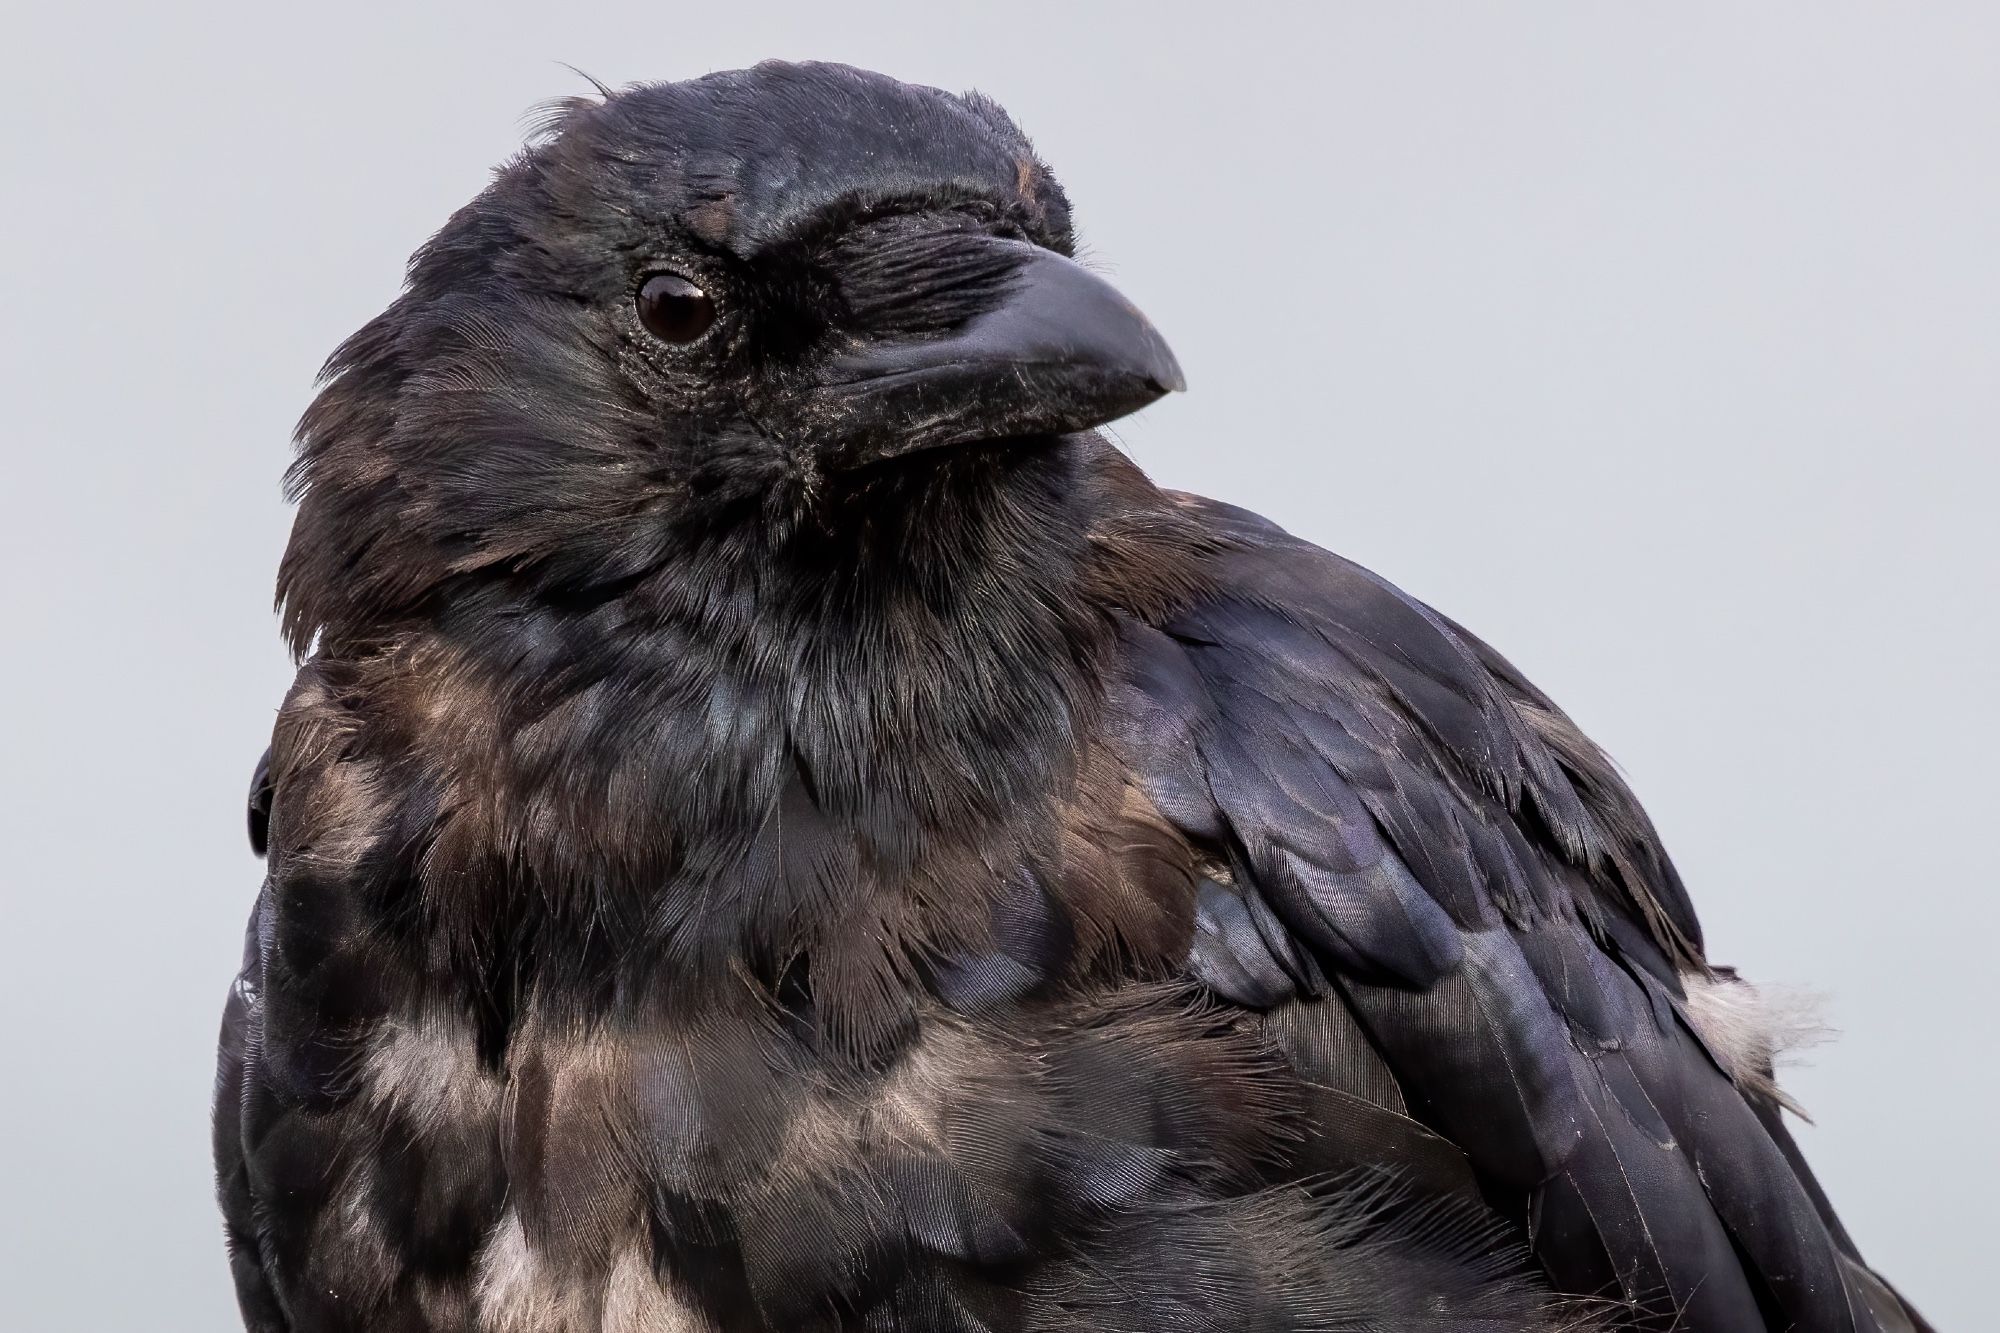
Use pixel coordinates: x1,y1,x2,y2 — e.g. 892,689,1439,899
816,239,1184,462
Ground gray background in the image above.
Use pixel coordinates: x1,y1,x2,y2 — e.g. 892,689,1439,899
3,3,1993,1327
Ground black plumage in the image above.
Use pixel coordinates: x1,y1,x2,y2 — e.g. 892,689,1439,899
216,61,1928,1332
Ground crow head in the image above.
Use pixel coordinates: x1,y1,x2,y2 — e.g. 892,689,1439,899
279,61,1180,654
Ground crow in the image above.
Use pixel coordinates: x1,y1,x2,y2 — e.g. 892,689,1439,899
216,61,1929,1332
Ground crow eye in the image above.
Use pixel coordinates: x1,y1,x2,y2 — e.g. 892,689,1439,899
636,272,716,344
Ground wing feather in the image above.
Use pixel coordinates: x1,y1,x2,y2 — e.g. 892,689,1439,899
1119,497,1925,1332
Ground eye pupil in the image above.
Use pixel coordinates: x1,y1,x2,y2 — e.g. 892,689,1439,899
636,272,716,344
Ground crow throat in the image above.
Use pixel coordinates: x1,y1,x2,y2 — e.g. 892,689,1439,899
415,434,1113,894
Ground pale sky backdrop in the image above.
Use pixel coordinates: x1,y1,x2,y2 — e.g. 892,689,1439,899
3,4,1993,1327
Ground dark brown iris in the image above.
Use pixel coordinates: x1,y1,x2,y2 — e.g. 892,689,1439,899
636,272,716,344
